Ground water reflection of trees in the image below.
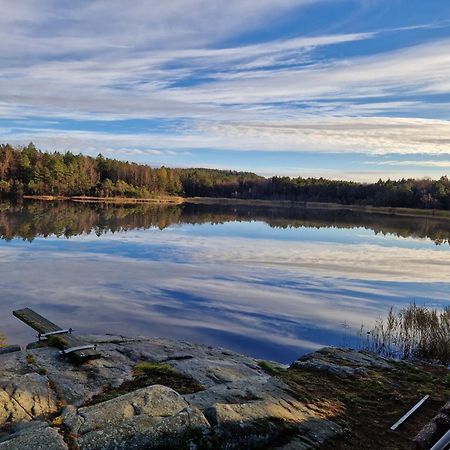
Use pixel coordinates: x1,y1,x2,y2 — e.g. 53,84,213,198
0,200,449,245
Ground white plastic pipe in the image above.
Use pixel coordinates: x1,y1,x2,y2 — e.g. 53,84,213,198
390,395,430,431
429,429,450,450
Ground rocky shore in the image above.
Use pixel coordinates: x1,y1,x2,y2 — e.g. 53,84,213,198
0,336,448,449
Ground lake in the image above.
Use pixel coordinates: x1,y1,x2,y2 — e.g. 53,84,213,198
1,200,449,363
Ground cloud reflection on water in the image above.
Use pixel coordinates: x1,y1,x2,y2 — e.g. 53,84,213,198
1,218,449,363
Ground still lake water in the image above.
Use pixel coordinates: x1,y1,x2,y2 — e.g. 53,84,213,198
1,200,450,363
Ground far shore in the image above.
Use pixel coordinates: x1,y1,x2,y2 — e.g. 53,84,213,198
186,196,450,219
23,195,184,205
20,194,450,219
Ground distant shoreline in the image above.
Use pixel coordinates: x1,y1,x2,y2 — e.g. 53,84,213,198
21,194,450,219
23,195,184,205
185,197,450,219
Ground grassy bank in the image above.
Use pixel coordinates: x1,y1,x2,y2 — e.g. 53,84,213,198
272,358,450,450
23,195,69,201
18,194,450,220
23,195,184,204
71,195,184,204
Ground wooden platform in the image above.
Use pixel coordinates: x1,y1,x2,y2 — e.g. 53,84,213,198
13,308,101,362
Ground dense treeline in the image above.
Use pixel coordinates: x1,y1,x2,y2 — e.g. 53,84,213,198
1,143,450,210
0,143,260,199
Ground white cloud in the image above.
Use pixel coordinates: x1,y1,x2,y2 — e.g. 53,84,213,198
366,160,450,168
198,117,450,154
0,1,449,161
0,0,321,60
174,38,450,105
3,116,450,162
2,228,449,356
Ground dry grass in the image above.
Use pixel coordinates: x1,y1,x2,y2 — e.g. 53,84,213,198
71,196,184,204
0,332,6,348
360,304,450,365
274,361,450,449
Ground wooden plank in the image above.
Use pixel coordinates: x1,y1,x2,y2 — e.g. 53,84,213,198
13,308,101,362
13,308,61,334
390,395,430,431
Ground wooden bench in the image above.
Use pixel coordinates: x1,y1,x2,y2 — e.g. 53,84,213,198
13,308,101,362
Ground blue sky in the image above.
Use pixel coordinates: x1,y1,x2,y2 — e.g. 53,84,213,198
1,0,450,180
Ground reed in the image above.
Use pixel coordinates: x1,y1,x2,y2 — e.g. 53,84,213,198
0,332,7,348
360,304,450,365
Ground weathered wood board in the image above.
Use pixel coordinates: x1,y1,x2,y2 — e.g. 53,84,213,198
13,308,101,362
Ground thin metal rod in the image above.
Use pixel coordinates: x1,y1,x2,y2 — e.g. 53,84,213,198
59,344,97,355
40,328,72,339
390,395,430,431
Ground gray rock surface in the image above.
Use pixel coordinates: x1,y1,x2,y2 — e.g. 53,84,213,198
63,385,210,450
291,347,392,377
0,421,67,450
0,350,59,425
276,418,344,449
0,336,348,449
0,346,21,356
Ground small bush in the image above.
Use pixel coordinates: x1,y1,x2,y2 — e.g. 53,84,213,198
360,304,450,365
26,353,37,365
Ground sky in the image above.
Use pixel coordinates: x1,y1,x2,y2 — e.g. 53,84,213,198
1,0,450,181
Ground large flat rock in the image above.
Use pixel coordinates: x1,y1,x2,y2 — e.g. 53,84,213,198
0,421,67,450
63,385,210,450
0,351,59,425
292,347,393,377
0,335,344,449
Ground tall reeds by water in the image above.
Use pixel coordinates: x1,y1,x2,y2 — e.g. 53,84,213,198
0,332,6,348
360,304,450,365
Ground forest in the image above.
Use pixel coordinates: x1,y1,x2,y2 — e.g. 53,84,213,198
1,143,450,210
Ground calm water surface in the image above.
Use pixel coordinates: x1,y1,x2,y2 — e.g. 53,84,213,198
1,200,449,363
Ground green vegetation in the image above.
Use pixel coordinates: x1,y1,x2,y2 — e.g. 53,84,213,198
131,360,204,394
274,361,449,450
257,360,286,376
360,304,450,365
0,143,259,199
86,361,204,405
25,353,37,365
133,361,178,377
2,143,450,210
0,332,6,348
